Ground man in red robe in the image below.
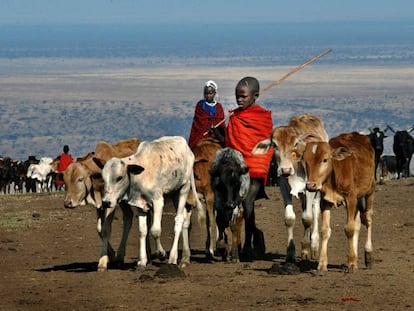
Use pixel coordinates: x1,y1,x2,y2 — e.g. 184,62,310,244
56,145,73,189
225,76,273,259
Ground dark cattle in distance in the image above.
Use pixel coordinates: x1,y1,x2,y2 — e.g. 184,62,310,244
387,125,414,178
379,155,398,183
367,127,388,181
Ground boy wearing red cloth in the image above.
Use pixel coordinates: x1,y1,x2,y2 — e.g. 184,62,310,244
188,80,226,149
225,76,273,258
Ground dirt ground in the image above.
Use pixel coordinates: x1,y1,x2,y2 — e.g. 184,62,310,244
0,178,413,311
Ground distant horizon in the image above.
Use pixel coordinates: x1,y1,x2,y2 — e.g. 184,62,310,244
1,21,413,64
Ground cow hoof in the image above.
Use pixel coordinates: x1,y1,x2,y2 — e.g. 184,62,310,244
205,250,215,261
301,249,310,261
179,261,190,269
312,269,327,276
365,251,374,269
156,251,167,261
347,265,358,273
135,264,146,272
98,255,109,272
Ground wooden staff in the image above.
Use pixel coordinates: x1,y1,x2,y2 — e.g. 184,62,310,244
203,48,332,135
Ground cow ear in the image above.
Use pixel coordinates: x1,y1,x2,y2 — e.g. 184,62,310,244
127,164,145,175
93,157,106,169
252,138,272,155
332,147,352,161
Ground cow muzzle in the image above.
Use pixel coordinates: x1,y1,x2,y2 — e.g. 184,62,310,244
306,182,319,192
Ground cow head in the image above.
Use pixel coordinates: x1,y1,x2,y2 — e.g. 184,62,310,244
303,141,352,192
253,126,322,177
63,162,95,208
210,148,250,227
101,158,145,209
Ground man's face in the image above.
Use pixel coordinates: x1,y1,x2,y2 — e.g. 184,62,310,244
235,85,256,110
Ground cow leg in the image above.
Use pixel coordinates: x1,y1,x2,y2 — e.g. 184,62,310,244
180,208,192,268
363,192,374,269
136,208,149,270
344,196,359,272
285,204,296,263
97,206,116,272
216,227,230,262
301,191,312,260
310,192,321,260
168,198,186,265
317,206,331,273
150,198,166,261
114,201,133,264
205,192,216,259
96,207,115,260
230,207,243,263
301,191,321,260
279,175,296,262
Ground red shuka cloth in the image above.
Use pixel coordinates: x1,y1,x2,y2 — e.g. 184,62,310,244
188,101,226,149
225,104,273,181
56,153,73,186
58,153,73,173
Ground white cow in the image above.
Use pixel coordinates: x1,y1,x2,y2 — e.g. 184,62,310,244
26,157,54,192
99,136,205,271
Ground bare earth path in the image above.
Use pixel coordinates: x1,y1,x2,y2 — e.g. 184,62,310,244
1,178,413,310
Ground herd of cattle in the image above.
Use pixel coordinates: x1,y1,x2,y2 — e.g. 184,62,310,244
1,115,413,275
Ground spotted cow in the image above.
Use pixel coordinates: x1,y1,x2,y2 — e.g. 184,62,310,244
253,113,328,262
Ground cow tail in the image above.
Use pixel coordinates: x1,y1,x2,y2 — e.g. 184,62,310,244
191,170,206,227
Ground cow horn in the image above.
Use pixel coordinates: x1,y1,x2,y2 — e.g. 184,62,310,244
407,125,414,133
386,124,396,133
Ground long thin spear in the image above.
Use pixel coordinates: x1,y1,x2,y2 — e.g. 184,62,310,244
204,48,332,134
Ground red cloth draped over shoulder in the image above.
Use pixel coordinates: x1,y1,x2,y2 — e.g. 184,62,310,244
225,104,273,181
58,153,73,173
188,101,226,149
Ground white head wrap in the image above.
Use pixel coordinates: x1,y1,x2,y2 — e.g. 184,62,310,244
204,80,219,105
205,80,218,91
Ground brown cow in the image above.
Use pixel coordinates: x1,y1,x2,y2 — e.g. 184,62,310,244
253,113,328,262
186,139,222,259
63,137,140,271
303,132,375,273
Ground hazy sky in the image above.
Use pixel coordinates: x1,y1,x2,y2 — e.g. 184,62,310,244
0,0,412,25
